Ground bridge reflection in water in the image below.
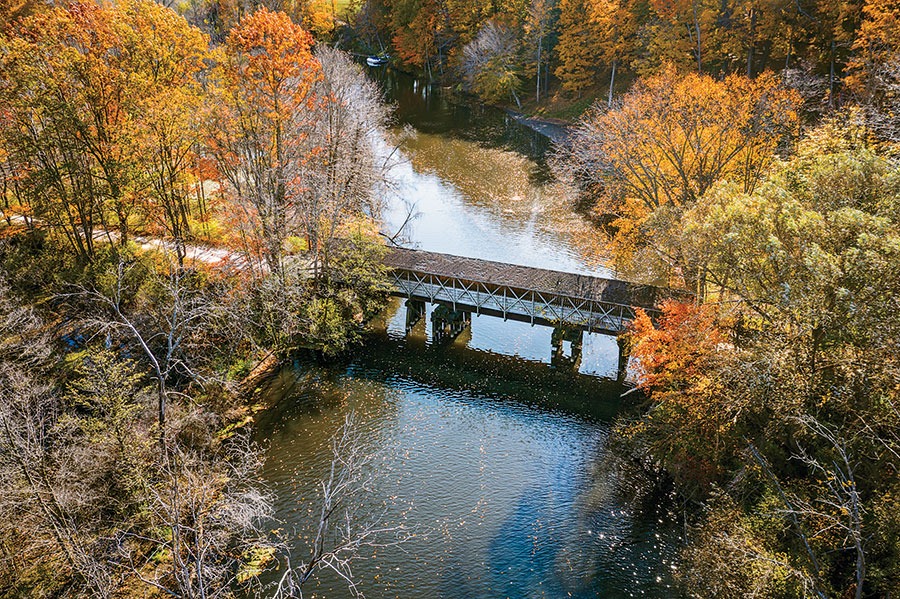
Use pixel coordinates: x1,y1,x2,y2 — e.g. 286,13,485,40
384,248,691,380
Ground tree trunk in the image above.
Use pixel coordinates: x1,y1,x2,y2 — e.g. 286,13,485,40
608,60,617,106
829,39,836,107
692,0,702,72
536,33,542,103
746,7,756,76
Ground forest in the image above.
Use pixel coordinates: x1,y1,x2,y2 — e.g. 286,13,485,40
1,0,899,598
0,2,397,597
66,0,896,114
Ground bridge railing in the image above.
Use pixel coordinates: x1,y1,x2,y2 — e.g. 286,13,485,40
389,269,660,334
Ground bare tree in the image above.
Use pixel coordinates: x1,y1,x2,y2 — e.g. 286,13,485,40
114,432,275,599
790,417,868,599
783,61,831,117
857,57,900,144
72,259,215,450
747,416,870,599
272,413,413,598
294,46,391,282
0,283,116,597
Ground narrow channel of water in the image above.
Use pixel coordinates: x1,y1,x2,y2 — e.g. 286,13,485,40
254,68,681,598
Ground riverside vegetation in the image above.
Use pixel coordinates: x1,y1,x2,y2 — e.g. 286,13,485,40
1,1,900,598
77,0,900,118
554,40,900,599
0,3,396,597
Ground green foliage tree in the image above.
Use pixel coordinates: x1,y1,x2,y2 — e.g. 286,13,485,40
627,118,900,598
461,20,524,105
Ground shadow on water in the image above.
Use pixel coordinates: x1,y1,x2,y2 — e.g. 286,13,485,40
252,326,682,599
257,335,625,428
371,68,556,178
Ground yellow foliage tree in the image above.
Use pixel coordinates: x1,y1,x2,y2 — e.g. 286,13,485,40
845,0,900,141
563,67,800,281
302,0,338,36
554,0,603,94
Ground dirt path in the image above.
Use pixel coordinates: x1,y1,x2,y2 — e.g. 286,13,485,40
4,215,250,268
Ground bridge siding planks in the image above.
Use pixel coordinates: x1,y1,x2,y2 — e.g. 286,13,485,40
384,248,689,312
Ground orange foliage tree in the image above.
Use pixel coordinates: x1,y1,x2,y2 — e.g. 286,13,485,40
561,67,800,284
390,0,446,74
206,8,321,275
627,301,746,490
0,2,135,260
124,0,211,265
0,0,212,261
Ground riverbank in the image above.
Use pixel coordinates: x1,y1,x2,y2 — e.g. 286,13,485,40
503,109,572,144
363,61,579,144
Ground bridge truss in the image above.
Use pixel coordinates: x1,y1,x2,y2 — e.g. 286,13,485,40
388,268,655,335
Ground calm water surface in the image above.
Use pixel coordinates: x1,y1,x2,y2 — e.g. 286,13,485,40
254,69,681,598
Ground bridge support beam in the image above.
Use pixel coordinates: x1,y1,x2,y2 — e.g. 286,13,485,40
405,299,426,332
616,334,632,383
431,304,471,343
551,326,583,371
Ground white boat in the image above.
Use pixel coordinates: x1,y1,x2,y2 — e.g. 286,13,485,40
366,55,388,67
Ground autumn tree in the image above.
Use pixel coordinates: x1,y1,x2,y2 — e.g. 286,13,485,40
591,0,636,104
522,0,556,102
206,7,320,276
554,0,603,94
389,0,450,77
632,0,710,73
0,0,43,28
460,20,523,105
626,301,741,492
625,118,900,598
0,1,213,263
808,0,863,104
0,3,117,262
845,0,900,142
559,67,800,286
125,0,212,266
178,0,248,43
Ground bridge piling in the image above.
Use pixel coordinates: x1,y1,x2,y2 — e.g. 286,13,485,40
616,334,632,383
551,326,583,371
431,304,472,343
405,299,426,332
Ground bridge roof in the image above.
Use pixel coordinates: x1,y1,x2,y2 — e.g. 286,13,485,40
384,248,690,311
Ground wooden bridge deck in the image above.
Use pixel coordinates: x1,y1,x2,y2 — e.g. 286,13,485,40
384,248,690,334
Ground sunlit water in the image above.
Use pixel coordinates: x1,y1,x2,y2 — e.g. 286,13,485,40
254,69,681,598
377,70,611,276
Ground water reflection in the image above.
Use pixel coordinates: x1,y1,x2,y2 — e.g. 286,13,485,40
376,69,611,275
382,297,621,379
255,338,680,599
252,66,680,599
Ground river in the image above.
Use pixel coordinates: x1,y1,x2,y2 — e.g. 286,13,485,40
253,68,681,598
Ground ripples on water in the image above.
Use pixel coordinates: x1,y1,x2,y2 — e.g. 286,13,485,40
255,303,682,599
252,68,681,598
